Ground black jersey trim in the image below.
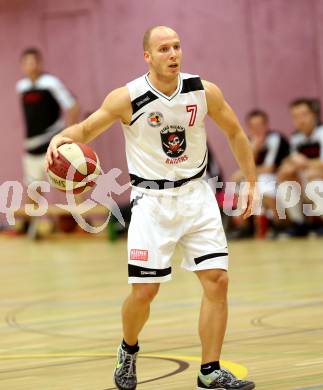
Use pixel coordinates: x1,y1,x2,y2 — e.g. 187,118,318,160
27,143,50,155
128,264,172,278
297,141,320,159
197,149,208,168
145,73,182,101
129,165,206,190
194,252,228,265
132,91,158,115
129,111,145,126
181,77,204,94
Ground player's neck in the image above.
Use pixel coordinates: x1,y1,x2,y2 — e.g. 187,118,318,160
303,126,315,137
28,71,42,83
147,72,179,97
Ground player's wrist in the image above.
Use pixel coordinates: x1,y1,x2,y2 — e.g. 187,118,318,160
246,179,257,186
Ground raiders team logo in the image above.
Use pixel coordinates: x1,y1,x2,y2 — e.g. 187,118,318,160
160,125,186,158
147,112,164,127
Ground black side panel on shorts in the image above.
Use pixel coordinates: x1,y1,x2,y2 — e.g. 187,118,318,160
194,252,228,265
181,77,204,94
131,91,158,115
128,264,172,278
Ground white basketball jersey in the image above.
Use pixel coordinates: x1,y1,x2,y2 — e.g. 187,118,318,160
121,72,208,193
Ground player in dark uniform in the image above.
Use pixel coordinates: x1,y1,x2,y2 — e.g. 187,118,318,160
17,48,79,238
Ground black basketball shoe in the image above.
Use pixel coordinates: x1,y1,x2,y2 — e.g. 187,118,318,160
113,344,138,390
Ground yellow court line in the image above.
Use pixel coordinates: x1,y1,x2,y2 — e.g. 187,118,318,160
0,353,248,379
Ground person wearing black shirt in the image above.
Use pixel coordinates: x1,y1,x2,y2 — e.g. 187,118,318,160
16,48,79,238
278,98,323,236
230,109,289,238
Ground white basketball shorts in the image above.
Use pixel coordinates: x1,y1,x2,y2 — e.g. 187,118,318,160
23,153,46,185
127,180,228,284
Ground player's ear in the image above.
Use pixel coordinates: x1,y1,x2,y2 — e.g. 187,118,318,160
143,51,151,64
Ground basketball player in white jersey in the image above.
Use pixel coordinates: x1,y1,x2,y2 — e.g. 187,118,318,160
46,26,256,390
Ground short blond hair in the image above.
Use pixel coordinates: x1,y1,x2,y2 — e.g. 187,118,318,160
143,26,176,51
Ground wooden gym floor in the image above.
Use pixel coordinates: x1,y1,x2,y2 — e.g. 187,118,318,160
0,235,323,390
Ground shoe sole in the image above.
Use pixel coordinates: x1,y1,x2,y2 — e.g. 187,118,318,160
242,385,256,390
197,387,225,390
197,384,255,390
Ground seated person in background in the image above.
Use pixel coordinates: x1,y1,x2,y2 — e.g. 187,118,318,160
230,109,289,239
278,98,323,236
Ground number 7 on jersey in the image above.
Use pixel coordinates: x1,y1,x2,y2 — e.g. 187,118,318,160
186,104,197,126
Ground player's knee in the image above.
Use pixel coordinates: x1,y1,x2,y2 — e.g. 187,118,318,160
132,283,160,304
213,272,229,291
203,271,228,301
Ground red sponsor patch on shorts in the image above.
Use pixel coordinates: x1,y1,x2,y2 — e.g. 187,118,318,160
130,249,149,261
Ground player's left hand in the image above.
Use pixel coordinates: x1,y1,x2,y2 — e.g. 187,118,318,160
242,182,259,219
45,135,73,171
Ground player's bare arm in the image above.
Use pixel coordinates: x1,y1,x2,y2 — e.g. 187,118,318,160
45,87,131,169
203,80,257,218
294,155,323,169
65,101,81,127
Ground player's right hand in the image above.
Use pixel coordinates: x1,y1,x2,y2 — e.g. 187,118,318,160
242,182,259,219
45,135,73,171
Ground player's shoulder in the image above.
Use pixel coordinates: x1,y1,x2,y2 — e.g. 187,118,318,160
37,73,63,88
290,129,304,142
267,130,283,140
266,130,284,146
16,77,31,92
126,73,154,107
200,79,224,106
103,86,131,112
101,86,131,122
180,72,200,80
315,124,323,135
201,79,221,91
180,72,204,93
108,86,130,101
126,73,148,90
125,73,152,103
